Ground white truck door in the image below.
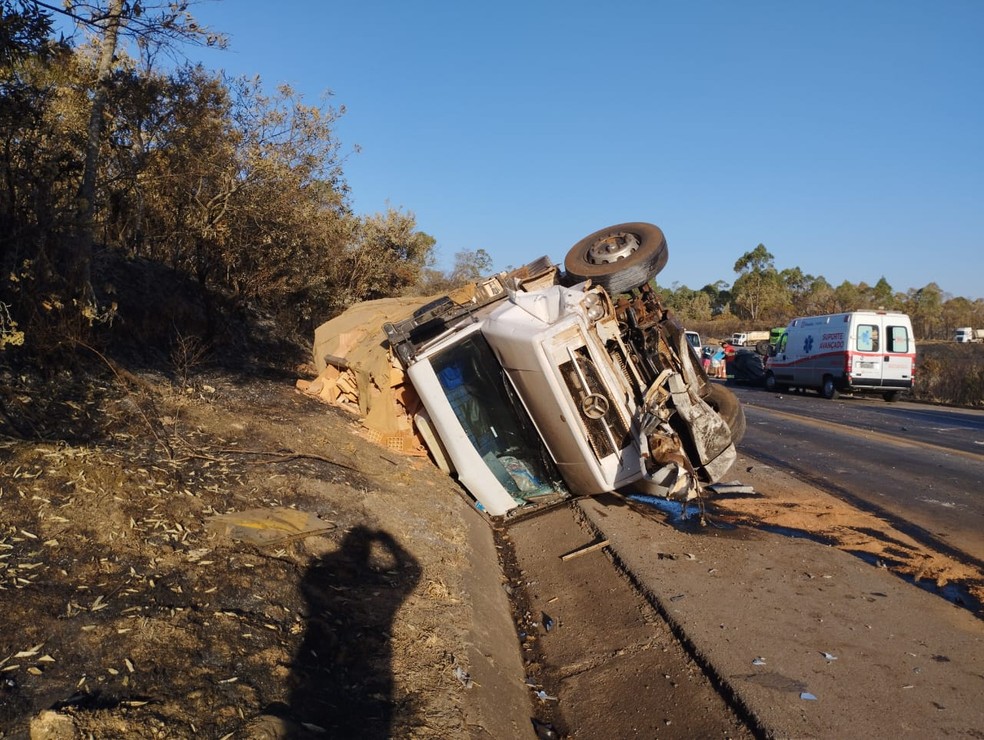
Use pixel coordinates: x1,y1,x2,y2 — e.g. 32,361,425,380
883,319,915,385
850,318,884,385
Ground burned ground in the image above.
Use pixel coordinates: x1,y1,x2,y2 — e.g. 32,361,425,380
1,367,495,738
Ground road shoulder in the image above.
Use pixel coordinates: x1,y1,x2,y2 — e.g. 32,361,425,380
576,467,984,737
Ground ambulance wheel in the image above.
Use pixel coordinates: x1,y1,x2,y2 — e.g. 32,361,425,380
565,222,668,295
764,372,785,393
883,390,901,402
704,383,745,445
820,376,838,399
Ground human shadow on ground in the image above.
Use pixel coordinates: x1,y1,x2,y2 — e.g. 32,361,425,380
283,526,421,738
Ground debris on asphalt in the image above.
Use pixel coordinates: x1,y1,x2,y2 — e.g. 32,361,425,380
560,539,610,561
706,482,756,495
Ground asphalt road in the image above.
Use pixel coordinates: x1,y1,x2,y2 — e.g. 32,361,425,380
726,382,984,565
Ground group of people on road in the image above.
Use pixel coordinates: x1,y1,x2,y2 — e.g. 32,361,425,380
701,341,733,379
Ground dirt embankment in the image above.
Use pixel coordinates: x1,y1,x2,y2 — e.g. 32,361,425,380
0,370,523,738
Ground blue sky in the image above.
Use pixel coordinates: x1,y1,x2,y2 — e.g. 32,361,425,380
100,2,984,298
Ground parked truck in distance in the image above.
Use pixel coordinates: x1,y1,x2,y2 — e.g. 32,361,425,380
954,327,984,343
730,330,770,347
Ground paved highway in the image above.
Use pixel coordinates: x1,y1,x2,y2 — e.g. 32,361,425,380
726,382,984,565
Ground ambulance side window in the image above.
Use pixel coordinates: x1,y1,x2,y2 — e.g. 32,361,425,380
857,324,879,352
887,325,910,353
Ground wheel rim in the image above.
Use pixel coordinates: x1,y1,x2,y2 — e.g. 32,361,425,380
586,231,640,265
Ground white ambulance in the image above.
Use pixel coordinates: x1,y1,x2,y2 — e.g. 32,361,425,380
765,311,915,401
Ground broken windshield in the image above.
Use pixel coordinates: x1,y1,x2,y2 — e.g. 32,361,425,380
430,333,568,502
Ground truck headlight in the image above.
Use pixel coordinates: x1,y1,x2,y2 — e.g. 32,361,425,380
583,292,605,323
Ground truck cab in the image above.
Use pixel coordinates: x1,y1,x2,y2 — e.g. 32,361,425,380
384,223,744,516
954,327,984,343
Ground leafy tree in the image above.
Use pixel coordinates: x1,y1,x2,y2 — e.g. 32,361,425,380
1,0,58,64
733,244,774,275
941,296,976,336
449,248,492,284
0,4,80,345
663,283,713,322
415,248,499,295
797,276,837,315
833,280,862,312
329,208,436,309
731,244,789,322
36,0,223,296
871,277,896,309
904,283,944,339
700,280,731,315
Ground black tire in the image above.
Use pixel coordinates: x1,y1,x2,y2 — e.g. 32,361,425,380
754,340,772,357
820,376,838,400
704,383,746,445
883,390,901,402
764,372,777,392
732,351,766,385
564,222,668,295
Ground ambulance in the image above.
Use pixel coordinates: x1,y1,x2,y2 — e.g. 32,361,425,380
764,311,915,401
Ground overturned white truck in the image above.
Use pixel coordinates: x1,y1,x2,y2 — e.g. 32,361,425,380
379,222,744,516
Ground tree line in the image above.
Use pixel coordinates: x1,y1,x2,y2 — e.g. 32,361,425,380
658,244,984,341
0,1,492,359
1,1,978,364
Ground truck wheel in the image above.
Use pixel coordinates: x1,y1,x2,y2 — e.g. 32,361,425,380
820,376,838,399
704,383,746,445
564,222,668,295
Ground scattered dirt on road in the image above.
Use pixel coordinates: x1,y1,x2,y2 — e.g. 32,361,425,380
704,456,984,616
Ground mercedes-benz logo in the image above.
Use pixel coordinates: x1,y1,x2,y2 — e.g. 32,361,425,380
580,393,609,420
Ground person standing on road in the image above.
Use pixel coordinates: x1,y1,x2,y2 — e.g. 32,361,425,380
712,345,726,379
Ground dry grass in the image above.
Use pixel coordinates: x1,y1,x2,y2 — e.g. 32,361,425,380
0,370,480,738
